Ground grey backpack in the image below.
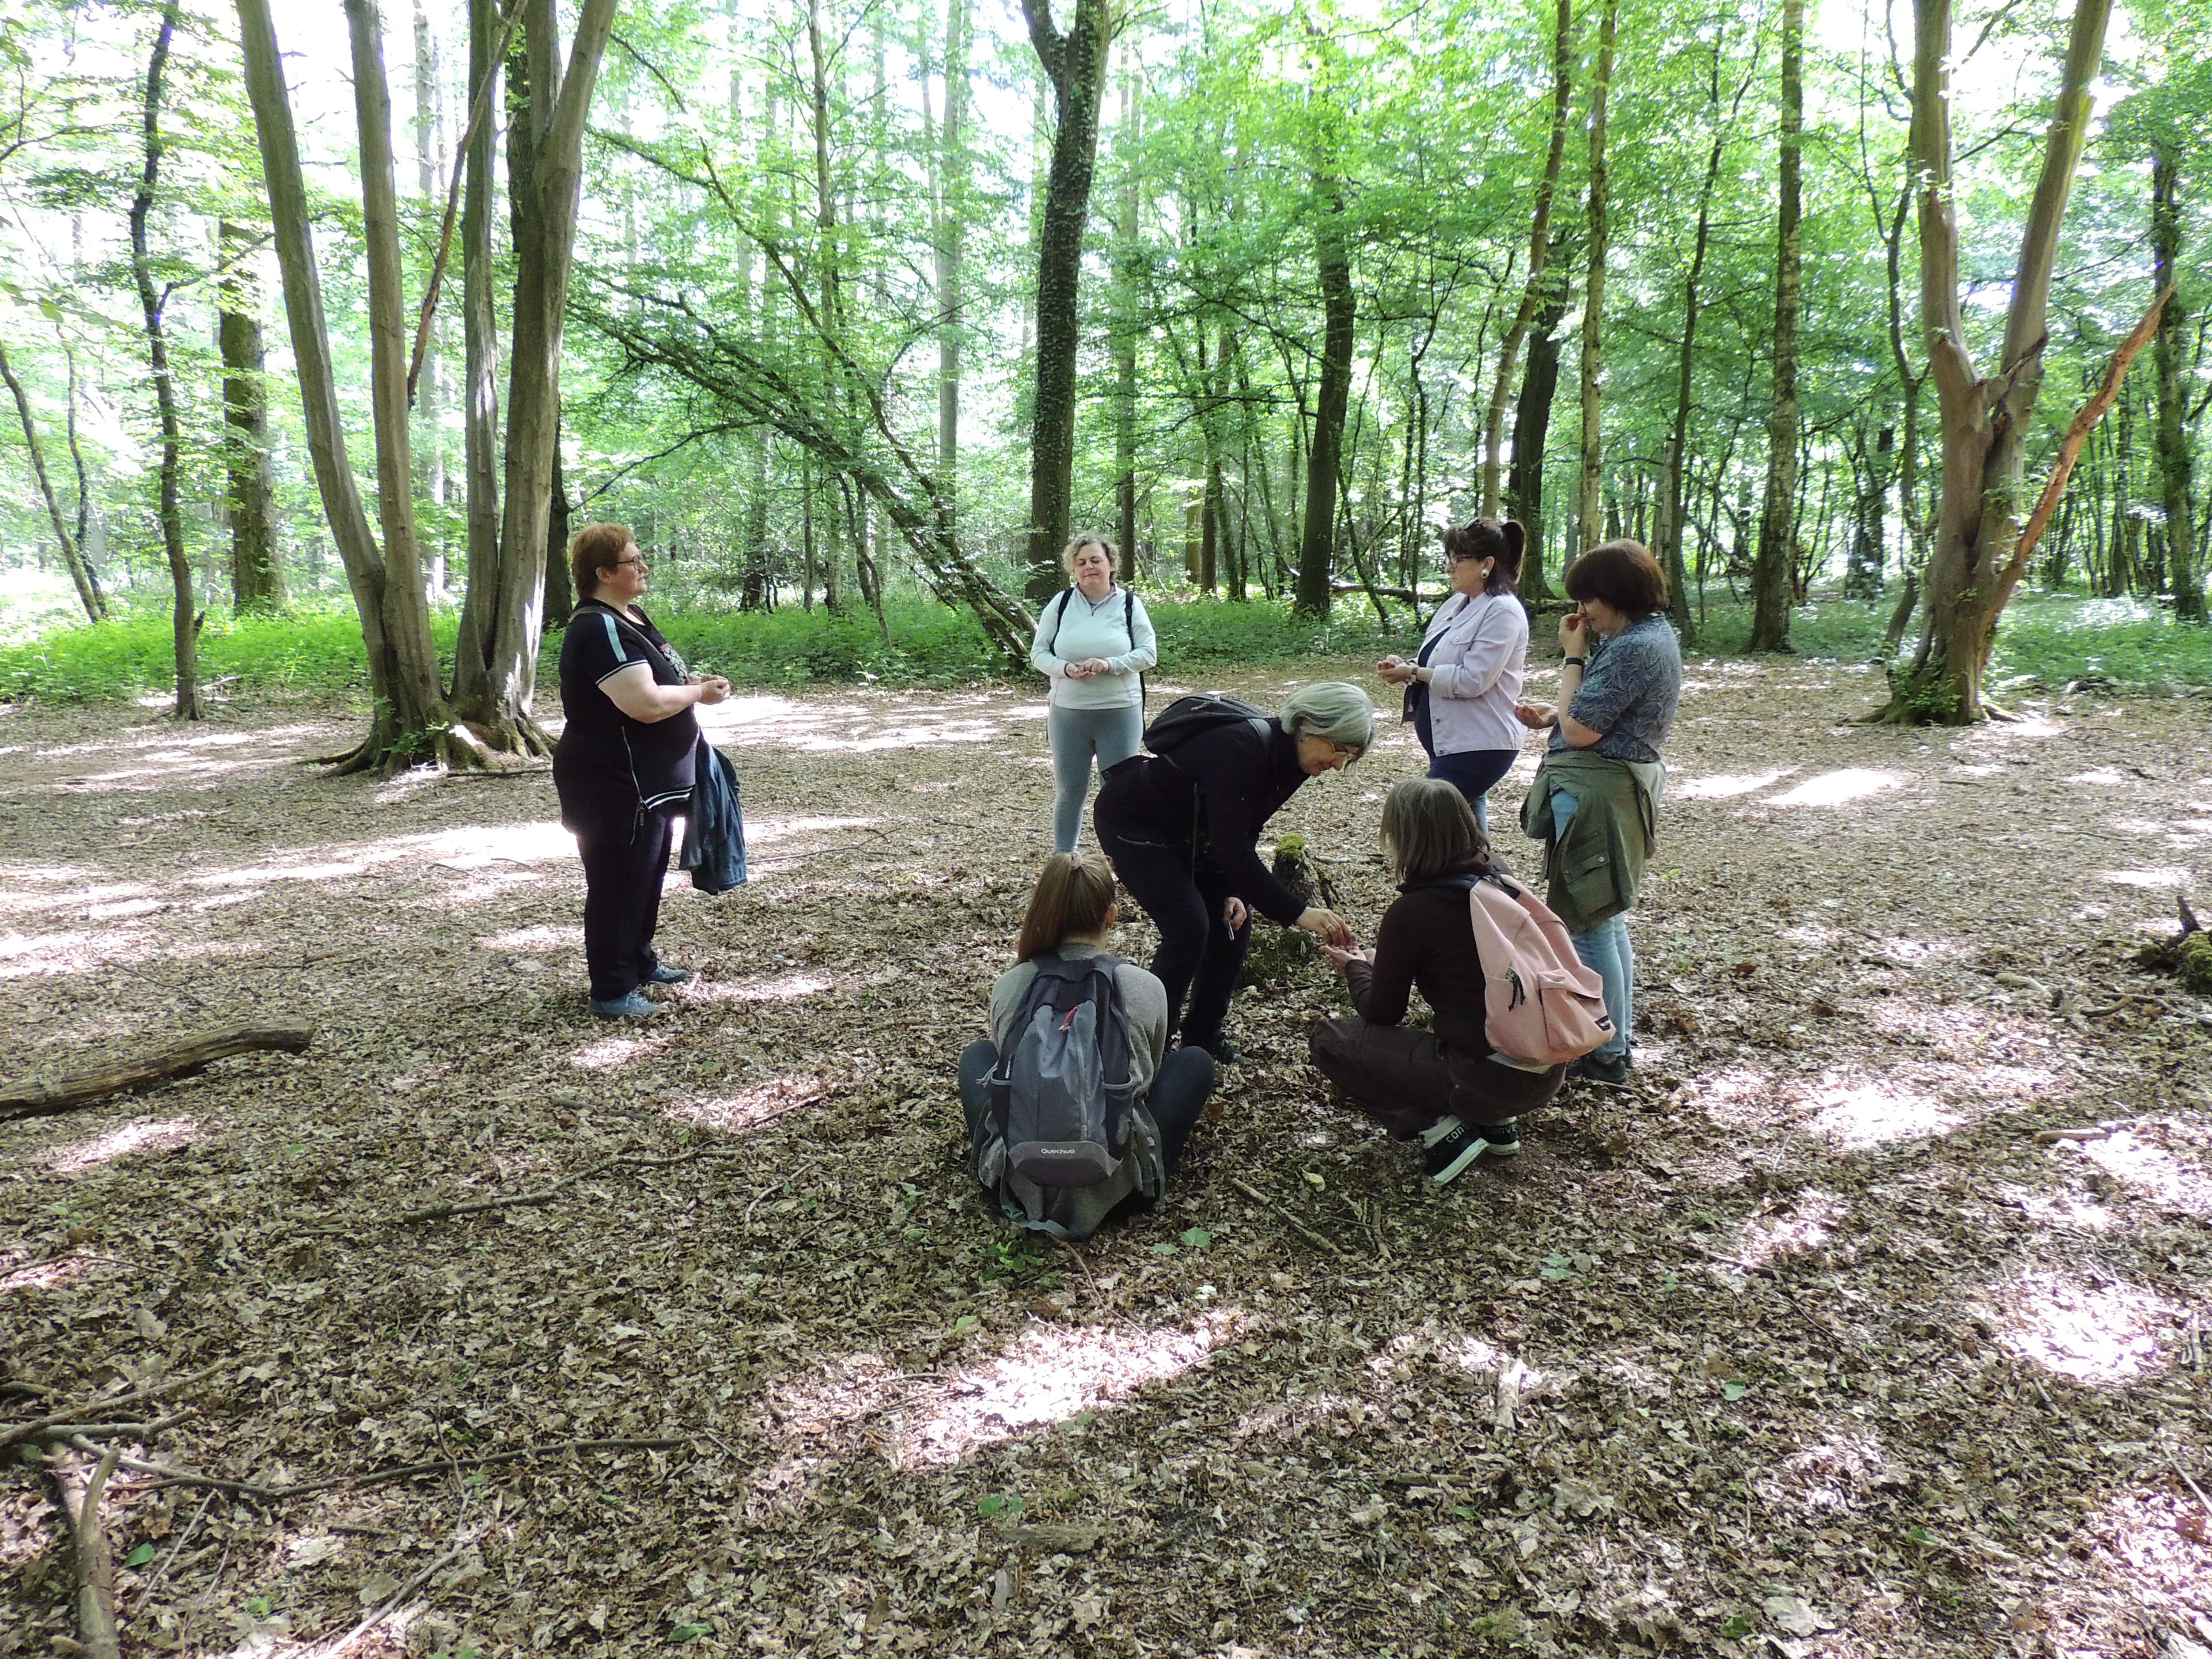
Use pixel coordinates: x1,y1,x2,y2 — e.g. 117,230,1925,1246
984,954,1141,1225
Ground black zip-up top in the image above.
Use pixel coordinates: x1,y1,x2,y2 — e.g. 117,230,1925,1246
1093,715,1314,926
552,600,700,837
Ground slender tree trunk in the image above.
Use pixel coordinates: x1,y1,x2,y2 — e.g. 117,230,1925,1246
2152,141,2203,622
128,0,198,719
1020,0,1113,601
1749,0,1804,650
1480,0,1573,519
1574,0,1618,556
1508,248,1571,604
411,0,449,599
454,0,501,684
0,338,105,622
1112,63,1139,564
937,0,969,506
1295,179,1355,616
806,0,846,616
1877,0,2114,723
218,220,284,612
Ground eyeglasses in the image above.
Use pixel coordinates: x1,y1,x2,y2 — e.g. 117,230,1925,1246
612,555,647,570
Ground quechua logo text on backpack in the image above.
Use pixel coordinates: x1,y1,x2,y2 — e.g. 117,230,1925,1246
989,954,1140,1191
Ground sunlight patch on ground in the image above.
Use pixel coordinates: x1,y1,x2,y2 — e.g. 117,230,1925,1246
476,925,580,953
2076,1481,2212,1623
1736,1188,1847,1265
1762,768,1908,808
746,815,884,844
194,861,369,889
664,1075,825,1135
1756,1430,1904,1517
1681,1065,1777,1127
1997,1184,2120,1233
2110,814,2212,849
421,821,576,867
1860,999,1994,1046
683,972,836,1004
1864,934,1963,965
0,880,158,919
1363,1327,1505,1381
0,928,99,978
1232,1392,1376,1442
2070,1128,2212,1217
1807,1084,1961,1150
2061,767,2133,787
2098,866,2198,889
0,1252,107,1294
1673,767,1798,801
1984,1272,2175,1387
569,1033,669,1071
47,1115,200,1175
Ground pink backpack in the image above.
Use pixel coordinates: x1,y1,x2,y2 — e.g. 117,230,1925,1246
1467,874,1614,1067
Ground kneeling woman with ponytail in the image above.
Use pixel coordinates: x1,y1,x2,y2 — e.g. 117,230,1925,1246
958,853,1217,1239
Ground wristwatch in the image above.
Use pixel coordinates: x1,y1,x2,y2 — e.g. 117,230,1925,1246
1563,656,1587,667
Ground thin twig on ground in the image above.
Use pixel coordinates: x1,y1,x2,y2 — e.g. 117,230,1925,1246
1228,1177,1352,1259
313,1538,471,1657
67,1435,284,1504
0,1363,225,1452
130,1488,213,1619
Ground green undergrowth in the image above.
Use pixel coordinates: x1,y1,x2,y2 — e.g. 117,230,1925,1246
1,589,2205,704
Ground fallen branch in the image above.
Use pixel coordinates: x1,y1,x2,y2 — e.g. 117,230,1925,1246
67,1436,285,1505
0,1363,225,1453
20,1407,196,1444
0,1021,313,1122
1228,1177,1351,1259
55,1444,123,1659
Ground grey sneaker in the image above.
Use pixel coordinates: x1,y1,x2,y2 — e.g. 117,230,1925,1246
589,991,660,1020
641,964,692,986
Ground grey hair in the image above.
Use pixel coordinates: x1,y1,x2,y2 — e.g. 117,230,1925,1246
1278,680,1376,755
1062,534,1117,575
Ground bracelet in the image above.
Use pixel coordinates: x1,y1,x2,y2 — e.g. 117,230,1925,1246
1562,656,1586,667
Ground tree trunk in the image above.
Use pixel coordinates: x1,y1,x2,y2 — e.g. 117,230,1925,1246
452,0,504,695
1876,0,2114,724
545,416,573,625
0,337,106,622
1020,0,1113,601
1480,0,1573,519
1295,178,1354,616
1112,62,1139,565
218,220,284,612
1574,0,1618,557
127,0,198,720
2152,141,2203,622
1507,248,1571,603
1748,0,1804,651
1845,424,1893,599
937,0,969,509
411,0,449,599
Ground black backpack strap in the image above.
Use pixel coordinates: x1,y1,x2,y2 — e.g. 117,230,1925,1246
1124,589,1144,704
1046,588,1075,657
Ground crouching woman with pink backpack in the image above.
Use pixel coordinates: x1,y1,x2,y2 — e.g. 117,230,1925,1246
959,851,1217,1240
1311,779,1606,1184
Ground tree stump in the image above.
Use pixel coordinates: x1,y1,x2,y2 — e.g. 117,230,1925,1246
1240,835,1342,990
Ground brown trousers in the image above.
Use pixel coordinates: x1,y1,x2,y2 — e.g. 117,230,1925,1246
1309,1017,1562,1139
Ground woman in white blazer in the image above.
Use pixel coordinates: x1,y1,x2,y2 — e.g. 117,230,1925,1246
1377,518,1531,834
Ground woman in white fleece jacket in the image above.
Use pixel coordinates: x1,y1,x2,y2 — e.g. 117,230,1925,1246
1030,535,1159,853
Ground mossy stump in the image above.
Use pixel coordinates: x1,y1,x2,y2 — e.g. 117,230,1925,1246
1240,834,1341,990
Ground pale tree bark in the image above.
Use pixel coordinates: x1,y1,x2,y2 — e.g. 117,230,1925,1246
1574,0,1618,557
1020,0,1113,602
1295,177,1354,616
936,0,968,505
0,336,106,622
127,0,198,720
1748,0,1804,650
1876,0,2115,724
1480,0,1573,520
218,219,283,612
2151,141,2203,622
1111,63,1139,566
806,0,846,616
459,0,501,646
411,0,449,597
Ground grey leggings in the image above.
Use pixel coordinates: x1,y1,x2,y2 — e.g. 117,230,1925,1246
1048,701,1144,853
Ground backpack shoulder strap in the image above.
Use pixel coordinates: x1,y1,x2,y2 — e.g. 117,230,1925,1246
1046,588,1076,656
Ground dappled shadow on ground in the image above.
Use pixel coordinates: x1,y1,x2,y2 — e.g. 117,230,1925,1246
0,671,2207,1657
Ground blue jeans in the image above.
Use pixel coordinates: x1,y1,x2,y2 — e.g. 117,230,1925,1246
1554,789,1633,1061
1048,702,1144,853
1427,747,1517,838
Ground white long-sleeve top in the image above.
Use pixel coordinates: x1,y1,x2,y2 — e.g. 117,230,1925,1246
1029,585,1159,710
1417,590,1529,755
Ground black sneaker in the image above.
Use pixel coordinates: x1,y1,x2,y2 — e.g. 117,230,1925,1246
1567,1051,1631,1085
1423,1121,1518,1184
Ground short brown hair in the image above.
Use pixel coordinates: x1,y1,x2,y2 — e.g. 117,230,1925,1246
1062,535,1117,576
1563,539,1668,620
1441,518,1527,597
570,523,635,601
1013,851,1118,962
1380,778,1489,884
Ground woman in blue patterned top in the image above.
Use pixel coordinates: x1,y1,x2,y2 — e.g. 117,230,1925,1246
1514,540,1681,1084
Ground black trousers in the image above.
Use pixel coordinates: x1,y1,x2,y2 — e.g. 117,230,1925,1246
959,1039,1215,1189
1093,820,1251,1054
1309,1017,1561,1138
575,810,675,1002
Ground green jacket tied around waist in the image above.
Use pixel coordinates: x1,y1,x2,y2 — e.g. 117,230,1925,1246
1520,749,1666,932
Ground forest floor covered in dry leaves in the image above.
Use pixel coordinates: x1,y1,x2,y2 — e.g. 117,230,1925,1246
2,652,2210,1659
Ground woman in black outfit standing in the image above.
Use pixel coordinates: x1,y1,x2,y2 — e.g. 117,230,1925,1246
1092,681,1372,1060
553,524,730,1019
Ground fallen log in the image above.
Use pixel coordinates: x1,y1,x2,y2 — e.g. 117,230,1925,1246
0,1021,313,1122
55,1444,124,1659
